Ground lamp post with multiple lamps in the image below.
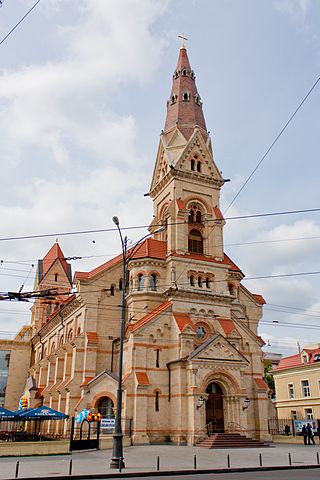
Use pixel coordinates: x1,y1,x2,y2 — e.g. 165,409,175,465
110,216,165,469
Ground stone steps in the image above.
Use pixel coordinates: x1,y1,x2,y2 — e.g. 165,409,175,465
197,433,269,449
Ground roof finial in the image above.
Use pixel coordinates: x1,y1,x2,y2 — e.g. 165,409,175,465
178,32,188,49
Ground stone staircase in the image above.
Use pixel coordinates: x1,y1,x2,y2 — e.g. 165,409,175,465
197,432,269,449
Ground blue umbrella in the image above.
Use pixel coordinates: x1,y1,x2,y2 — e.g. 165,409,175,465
0,407,16,420
17,406,69,420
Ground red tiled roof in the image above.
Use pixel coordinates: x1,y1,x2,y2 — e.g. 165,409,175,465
128,300,172,333
80,377,94,387
253,294,266,305
218,318,238,336
42,242,69,277
213,207,224,220
273,353,303,371
274,348,320,372
86,332,98,344
254,378,268,390
75,238,167,281
173,312,194,332
176,199,186,211
135,372,150,385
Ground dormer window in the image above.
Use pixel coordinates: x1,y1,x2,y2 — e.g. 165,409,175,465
174,70,179,78
183,92,190,101
190,70,195,79
182,69,187,76
302,354,308,364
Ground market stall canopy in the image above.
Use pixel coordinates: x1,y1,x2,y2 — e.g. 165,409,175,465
16,406,69,420
0,407,16,420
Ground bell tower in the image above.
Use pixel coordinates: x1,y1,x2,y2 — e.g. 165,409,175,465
150,42,226,261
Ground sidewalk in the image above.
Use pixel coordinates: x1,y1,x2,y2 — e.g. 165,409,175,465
0,443,320,479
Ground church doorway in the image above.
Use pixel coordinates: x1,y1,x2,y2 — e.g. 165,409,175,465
205,382,224,433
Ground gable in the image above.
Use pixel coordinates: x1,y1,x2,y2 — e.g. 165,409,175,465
175,129,223,181
189,333,248,364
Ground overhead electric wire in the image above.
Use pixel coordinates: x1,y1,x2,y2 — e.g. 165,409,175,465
224,74,320,214
1,207,320,243
0,0,41,46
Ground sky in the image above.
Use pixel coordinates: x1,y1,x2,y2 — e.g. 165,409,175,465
0,0,320,356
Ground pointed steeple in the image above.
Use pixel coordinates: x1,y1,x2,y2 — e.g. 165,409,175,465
164,45,207,140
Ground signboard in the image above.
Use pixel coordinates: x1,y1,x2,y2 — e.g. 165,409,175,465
100,418,115,431
293,419,317,433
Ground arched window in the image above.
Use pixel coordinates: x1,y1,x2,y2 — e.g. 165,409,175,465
54,273,58,282
206,277,211,288
155,391,160,412
182,69,187,76
198,276,202,288
188,229,203,254
150,274,157,291
191,159,195,171
196,325,207,339
171,95,176,104
67,329,73,342
138,274,144,291
110,285,115,296
119,278,123,291
189,209,195,223
190,275,195,286
98,396,114,418
156,349,160,368
196,210,202,223
183,92,189,101
197,161,201,172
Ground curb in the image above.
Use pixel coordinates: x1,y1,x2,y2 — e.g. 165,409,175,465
4,463,320,480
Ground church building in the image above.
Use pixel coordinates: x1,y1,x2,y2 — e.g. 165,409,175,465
22,44,270,445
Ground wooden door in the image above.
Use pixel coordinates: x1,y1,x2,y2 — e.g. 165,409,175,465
206,383,224,433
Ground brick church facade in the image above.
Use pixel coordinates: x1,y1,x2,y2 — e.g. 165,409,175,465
19,45,270,445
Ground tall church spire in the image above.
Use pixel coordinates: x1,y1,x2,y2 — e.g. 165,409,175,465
164,45,207,140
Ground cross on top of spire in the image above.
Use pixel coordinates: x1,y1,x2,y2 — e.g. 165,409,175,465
178,33,188,49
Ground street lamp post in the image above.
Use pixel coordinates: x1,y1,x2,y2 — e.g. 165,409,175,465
110,216,127,469
110,217,165,469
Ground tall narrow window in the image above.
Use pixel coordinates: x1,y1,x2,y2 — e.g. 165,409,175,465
138,274,144,291
198,276,202,288
150,274,157,291
110,285,115,296
190,275,195,286
155,391,159,412
191,159,195,171
288,383,295,399
196,210,202,223
156,349,160,368
119,279,123,291
301,380,311,397
188,229,203,254
189,209,195,223
196,161,201,172
205,277,210,288
54,273,58,282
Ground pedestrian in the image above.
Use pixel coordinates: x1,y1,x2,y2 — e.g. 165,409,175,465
306,423,315,445
302,425,308,445
284,424,290,436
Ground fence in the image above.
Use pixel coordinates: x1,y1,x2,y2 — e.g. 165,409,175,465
0,418,71,441
268,418,320,436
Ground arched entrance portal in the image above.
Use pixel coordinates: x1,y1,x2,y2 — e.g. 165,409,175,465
206,382,224,433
